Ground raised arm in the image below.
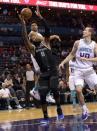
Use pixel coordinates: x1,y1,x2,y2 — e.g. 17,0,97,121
35,6,50,37
19,15,35,54
50,35,61,41
59,40,79,69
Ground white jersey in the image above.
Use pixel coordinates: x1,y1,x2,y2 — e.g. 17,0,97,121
29,31,43,37
0,88,10,98
69,60,75,76
75,39,96,69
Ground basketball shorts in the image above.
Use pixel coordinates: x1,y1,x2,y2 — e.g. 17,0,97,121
74,68,97,89
69,75,75,91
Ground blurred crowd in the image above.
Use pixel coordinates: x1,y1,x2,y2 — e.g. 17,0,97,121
0,5,97,29
52,0,97,5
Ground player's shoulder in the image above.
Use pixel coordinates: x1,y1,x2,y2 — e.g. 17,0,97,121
29,31,34,34
75,40,80,44
74,40,80,47
92,40,97,44
94,41,97,48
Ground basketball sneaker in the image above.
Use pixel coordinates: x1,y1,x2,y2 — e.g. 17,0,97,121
82,110,89,121
30,88,40,100
46,95,55,103
57,114,64,120
8,106,12,110
40,118,50,125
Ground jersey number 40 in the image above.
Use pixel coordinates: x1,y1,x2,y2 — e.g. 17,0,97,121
80,52,90,58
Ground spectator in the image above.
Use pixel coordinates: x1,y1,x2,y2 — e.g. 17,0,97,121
25,64,35,109
12,73,24,91
4,74,16,97
83,85,97,102
59,80,71,104
0,83,22,109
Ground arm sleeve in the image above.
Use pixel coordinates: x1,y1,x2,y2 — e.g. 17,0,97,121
41,18,50,37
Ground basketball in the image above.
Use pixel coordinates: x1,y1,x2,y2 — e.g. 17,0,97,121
21,8,32,20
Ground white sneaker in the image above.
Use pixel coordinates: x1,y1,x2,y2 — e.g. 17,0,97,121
30,88,40,100
17,105,22,109
46,95,55,103
8,106,12,110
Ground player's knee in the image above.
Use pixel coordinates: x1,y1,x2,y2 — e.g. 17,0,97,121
94,84,97,91
76,86,82,94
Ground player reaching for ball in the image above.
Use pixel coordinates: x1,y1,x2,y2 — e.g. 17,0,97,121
19,6,64,124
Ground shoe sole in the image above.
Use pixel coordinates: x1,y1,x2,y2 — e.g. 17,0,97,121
30,92,40,100
57,116,64,121
82,114,89,121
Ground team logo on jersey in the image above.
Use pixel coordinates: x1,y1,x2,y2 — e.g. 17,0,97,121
24,0,29,3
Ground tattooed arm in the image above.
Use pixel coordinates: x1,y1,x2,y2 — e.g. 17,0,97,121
19,15,35,55
59,40,79,69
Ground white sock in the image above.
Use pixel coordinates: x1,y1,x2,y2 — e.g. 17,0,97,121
82,105,88,112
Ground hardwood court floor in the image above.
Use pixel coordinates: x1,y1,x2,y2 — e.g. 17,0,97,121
0,103,97,123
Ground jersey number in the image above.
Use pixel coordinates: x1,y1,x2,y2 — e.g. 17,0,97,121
41,51,45,57
71,68,74,73
80,53,90,58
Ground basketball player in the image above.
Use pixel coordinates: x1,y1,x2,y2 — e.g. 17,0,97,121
28,15,56,104
59,27,97,120
19,7,64,123
69,58,77,109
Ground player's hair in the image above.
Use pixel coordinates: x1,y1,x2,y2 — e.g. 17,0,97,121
88,27,95,35
86,26,95,40
31,20,38,25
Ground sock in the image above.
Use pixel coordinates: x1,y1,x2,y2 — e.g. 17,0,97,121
71,90,76,106
82,105,88,112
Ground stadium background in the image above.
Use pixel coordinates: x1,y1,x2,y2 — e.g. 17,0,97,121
0,0,97,108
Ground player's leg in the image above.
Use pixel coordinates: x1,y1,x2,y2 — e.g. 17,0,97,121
38,77,50,123
50,76,64,120
39,88,49,120
69,76,76,108
25,81,31,108
85,71,97,100
74,70,89,120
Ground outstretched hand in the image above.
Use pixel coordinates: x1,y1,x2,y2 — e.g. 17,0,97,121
18,14,26,24
80,57,89,61
59,62,65,70
35,5,43,19
54,35,61,42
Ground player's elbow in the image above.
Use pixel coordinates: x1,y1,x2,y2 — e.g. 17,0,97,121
69,53,75,59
